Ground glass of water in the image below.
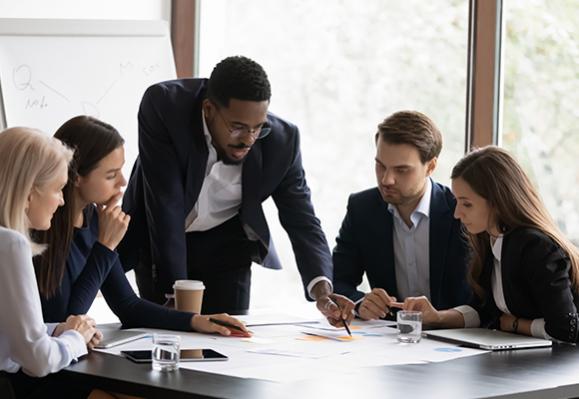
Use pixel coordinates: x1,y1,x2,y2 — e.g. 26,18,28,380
397,310,422,343
152,334,181,371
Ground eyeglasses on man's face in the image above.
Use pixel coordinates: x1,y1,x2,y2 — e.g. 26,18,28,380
214,106,271,139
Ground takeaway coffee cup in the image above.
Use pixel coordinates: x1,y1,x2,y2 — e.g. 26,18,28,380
173,280,205,313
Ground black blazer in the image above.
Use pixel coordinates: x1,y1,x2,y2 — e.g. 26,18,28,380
332,182,471,310
119,79,332,297
474,227,579,343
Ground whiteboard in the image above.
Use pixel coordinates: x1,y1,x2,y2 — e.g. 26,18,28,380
0,18,177,179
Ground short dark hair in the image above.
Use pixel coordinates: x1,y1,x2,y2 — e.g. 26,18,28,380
207,56,271,107
375,111,442,163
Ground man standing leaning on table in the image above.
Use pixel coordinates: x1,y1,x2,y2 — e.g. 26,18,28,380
333,111,472,319
119,56,354,324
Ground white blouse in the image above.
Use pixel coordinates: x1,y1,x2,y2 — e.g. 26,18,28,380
0,227,87,377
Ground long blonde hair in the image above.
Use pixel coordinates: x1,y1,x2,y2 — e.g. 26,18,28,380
451,145,579,297
0,127,73,254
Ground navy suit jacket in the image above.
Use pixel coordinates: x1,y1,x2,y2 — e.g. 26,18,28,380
333,182,471,310
120,79,332,298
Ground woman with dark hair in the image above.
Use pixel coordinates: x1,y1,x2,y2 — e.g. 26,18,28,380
391,145,579,343
33,115,249,336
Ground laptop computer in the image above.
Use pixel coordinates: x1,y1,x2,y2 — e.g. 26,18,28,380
94,329,149,349
424,328,552,350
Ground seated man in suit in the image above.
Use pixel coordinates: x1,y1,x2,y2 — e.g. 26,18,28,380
120,55,353,324
333,111,471,320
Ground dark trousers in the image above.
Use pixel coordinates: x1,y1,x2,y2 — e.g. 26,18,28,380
135,216,257,315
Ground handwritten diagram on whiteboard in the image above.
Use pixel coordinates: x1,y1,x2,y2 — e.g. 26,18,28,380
0,19,177,179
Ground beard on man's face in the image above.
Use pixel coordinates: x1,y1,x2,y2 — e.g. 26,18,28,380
379,185,422,206
218,142,252,165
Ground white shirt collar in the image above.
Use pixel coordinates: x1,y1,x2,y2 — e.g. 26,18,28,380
201,109,212,146
201,109,218,168
414,177,432,218
491,234,504,261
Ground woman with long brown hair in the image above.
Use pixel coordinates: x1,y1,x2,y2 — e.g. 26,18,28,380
392,145,579,343
33,115,249,336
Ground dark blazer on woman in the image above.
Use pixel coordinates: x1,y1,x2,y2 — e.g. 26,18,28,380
41,206,193,330
475,227,579,343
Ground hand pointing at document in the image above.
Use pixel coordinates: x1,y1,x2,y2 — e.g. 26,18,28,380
311,281,355,327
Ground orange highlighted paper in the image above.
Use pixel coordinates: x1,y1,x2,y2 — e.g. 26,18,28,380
298,331,360,342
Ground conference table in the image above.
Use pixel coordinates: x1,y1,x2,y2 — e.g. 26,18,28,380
61,340,579,398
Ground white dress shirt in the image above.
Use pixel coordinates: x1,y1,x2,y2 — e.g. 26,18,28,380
184,111,331,296
388,178,432,300
185,110,243,232
455,235,550,339
0,227,87,377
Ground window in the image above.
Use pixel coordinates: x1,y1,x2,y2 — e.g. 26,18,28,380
199,0,469,307
501,0,579,243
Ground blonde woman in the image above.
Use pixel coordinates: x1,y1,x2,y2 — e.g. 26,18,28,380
392,146,579,343
0,127,103,398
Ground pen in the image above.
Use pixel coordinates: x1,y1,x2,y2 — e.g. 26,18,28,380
342,318,352,337
209,318,247,333
388,301,404,318
336,302,352,337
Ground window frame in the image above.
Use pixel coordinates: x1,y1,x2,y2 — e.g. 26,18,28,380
170,0,503,151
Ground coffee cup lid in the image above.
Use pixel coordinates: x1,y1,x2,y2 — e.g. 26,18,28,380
173,280,205,290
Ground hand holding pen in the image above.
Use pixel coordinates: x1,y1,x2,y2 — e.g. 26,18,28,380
191,314,252,337
357,288,397,321
209,317,252,337
317,293,355,328
388,296,441,326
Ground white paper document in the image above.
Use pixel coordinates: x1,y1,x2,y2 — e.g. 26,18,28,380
236,312,321,327
96,321,488,383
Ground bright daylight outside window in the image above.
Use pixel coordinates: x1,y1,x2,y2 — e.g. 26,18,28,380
199,0,469,308
501,0,579,244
